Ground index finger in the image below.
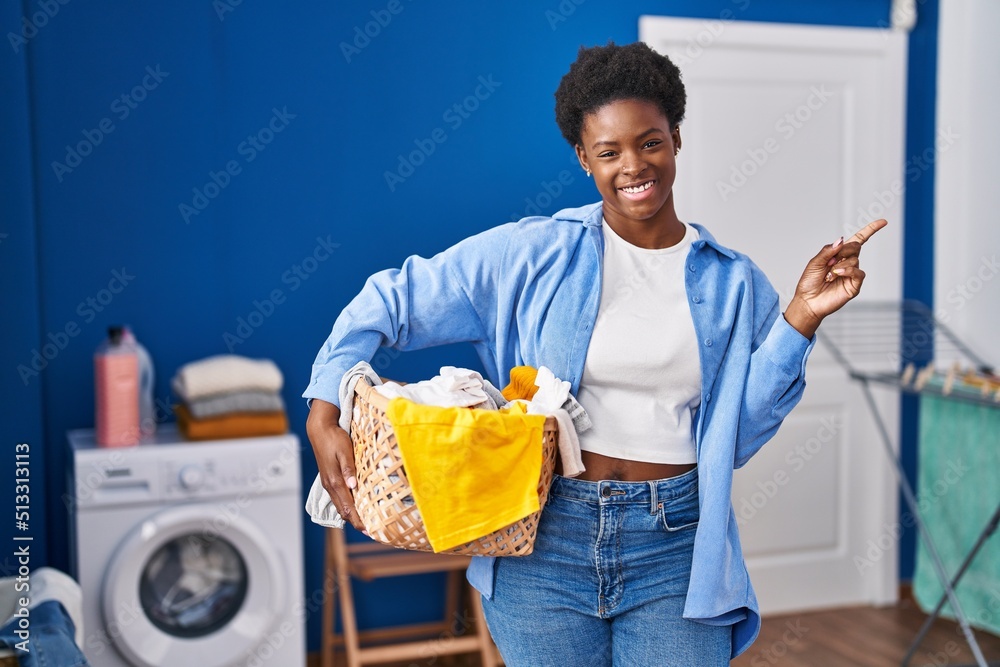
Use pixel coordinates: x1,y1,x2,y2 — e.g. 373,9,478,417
848,218,888,246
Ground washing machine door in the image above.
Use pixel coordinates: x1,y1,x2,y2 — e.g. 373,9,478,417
102,503,287,667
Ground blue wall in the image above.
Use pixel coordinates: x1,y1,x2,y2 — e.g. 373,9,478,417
900,0,940,584
5,0,939,654
1,0,47,573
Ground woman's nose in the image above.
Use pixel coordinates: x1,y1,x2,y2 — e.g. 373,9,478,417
620,151,647,176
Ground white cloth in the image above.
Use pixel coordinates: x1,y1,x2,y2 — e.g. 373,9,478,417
0,567,84,649
577,221,701,464
506,366,586,478
305,361,383,529
336,361,383,432
305,474,345,529
374,366,496,409
172,354,283,401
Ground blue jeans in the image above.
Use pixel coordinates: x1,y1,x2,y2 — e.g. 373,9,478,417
0,601,89,667
480,467,731,666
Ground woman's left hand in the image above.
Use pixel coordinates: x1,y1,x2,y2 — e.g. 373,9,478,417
784,218,888,339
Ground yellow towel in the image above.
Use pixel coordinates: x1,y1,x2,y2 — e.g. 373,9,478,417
502,365,540,402
385,397,546,552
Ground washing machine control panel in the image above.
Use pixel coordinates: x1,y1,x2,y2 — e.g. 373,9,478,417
178,464,205,490
162,446,296,499
69,429,300,507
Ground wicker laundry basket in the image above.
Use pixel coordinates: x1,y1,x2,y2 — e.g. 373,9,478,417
349,381,558,556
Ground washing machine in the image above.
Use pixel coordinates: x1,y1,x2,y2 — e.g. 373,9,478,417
68,425,305,667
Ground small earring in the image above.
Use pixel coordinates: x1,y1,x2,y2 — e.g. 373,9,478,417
585,169,591,177
674,149,680,156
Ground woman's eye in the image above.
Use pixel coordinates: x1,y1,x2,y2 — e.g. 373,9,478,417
643,140,662,149
598,151,616,158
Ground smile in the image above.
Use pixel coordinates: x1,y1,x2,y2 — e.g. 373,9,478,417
620,181,654,194
617,179,657,201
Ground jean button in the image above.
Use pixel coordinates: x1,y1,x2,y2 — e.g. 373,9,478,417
601,486,611,498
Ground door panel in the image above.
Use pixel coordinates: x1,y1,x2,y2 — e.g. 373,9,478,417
640,16,906,612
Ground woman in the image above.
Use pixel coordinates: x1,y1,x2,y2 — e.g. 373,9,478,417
304,41,885,665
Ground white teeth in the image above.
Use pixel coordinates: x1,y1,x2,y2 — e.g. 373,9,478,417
622,181,653,194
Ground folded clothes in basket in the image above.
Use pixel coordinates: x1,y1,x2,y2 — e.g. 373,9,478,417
304,361,590,532
376,366,503,409
502,365,590,479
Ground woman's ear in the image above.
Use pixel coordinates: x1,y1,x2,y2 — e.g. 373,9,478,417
575,144,590,175
672,127,682,155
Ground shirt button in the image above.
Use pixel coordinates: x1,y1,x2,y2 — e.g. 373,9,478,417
706,393,712,402
704,338,713,347
692,296,701,303
688,264,696,272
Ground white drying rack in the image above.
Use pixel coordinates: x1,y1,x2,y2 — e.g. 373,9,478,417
818,299,999,667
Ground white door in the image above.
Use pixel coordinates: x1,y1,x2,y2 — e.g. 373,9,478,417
640,16,906,612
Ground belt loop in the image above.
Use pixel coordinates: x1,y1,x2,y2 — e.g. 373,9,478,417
648,481,658,515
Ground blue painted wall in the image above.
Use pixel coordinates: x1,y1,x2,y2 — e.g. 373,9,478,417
5,0,940,654
900,0,940,584
1,0,47,574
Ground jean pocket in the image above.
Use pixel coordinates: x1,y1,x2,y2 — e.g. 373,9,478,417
658,490,700,532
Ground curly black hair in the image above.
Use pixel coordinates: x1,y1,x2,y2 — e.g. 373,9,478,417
554,41,686,147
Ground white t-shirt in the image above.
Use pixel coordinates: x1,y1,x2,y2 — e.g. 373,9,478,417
576,220,702,464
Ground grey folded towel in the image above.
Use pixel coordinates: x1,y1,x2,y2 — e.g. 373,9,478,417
185,391,285,419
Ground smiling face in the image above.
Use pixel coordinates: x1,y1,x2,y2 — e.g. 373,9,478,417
575,98,683,248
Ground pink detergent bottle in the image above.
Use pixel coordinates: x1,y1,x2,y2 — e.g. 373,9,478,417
94,325,140,447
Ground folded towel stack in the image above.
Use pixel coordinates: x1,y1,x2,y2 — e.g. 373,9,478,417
171,355,288,440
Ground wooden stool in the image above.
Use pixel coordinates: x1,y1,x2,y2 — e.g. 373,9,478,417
321,527,501,667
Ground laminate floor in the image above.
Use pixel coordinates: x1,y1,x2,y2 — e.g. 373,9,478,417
731,594,1000,667
311,594,1000,666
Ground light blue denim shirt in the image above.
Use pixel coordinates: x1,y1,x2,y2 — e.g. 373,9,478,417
303,201,815,657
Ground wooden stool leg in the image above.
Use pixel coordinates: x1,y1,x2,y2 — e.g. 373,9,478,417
469,586,500,667
437,570,462,667
322,528,336,667
444,570,461,635
331,529,363,667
